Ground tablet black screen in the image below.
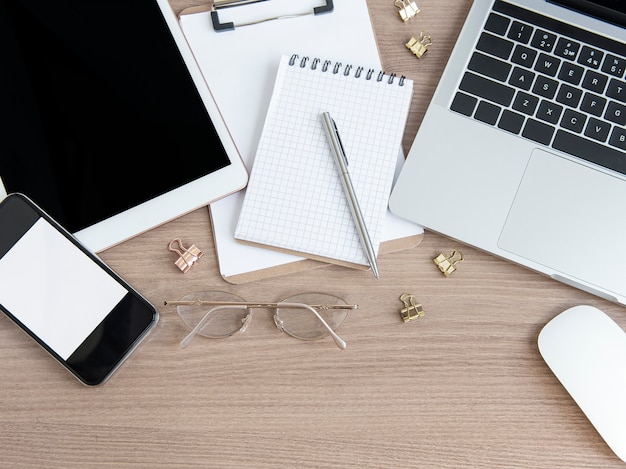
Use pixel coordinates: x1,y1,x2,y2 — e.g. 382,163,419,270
0,0,231,232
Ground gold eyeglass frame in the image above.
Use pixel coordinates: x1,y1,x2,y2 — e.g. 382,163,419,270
164,292,358,350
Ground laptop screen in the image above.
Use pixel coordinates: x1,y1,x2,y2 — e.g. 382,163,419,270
0,1,233,234
552,0,626,26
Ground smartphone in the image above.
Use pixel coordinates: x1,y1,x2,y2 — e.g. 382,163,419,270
0,193,158,386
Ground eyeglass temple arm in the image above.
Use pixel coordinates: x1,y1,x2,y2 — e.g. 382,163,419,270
179,305,248,349
164,300,357,310
278,302,347,350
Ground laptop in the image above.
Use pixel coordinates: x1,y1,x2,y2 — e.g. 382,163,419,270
0,0,248,253
389,0,626,305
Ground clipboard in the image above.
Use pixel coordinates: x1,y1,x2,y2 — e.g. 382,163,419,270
178,0,423,284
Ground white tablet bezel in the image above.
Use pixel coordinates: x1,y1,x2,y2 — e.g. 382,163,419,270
72,0,248,253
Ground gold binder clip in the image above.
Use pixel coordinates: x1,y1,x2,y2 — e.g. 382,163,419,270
399,293,424,323
406,32,432,59
168,238,204,273
395,0,420,22
434,250,464,277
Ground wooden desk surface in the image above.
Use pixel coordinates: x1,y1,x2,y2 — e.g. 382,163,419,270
2,1,625,467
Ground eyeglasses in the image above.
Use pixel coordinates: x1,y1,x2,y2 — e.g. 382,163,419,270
164,291,358,350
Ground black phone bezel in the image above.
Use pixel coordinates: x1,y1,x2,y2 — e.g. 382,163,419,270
0,193,158,386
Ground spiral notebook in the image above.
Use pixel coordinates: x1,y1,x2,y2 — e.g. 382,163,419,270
234,53,414,270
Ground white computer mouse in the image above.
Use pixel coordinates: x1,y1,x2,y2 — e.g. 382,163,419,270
538,305,626,463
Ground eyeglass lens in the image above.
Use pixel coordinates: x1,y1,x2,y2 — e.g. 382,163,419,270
177,291,250,339
276,292,349,341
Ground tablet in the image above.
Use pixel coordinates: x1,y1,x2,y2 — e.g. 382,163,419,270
0,0,248,252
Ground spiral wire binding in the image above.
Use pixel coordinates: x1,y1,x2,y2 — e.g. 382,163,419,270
288,54,407,86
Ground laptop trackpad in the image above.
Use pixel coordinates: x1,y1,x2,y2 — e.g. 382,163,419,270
498,149,626,299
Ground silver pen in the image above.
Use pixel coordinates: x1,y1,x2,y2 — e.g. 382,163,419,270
321,111,380,279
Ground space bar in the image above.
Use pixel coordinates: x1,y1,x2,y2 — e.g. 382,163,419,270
552,130,626,176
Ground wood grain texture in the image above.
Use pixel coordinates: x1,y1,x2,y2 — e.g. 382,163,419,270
2,1,625,467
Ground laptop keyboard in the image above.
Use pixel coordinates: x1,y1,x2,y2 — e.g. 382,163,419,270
450,0,626,175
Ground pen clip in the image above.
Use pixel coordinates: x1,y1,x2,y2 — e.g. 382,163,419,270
324,112,348,166
330,116,349,166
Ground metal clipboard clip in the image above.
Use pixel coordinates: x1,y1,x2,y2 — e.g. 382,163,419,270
211,0,334,32
168,238,204,273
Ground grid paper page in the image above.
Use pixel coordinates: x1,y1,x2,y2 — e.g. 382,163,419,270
235,54,413,268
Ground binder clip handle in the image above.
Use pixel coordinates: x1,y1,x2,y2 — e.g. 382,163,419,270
168,238,204,273
406,31,432,59
433,250,463,277
395,0,420,22
399,293,424,323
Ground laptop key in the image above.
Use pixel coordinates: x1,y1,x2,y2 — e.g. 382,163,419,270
605,101,626,125
609,127,626,151
509,67,535,90
531,29,556,52
513,91,539,115
468,52,511,81
582,70,608,94
507,20,533,44
459,72,515,107
484,13,510,36
535,53,561,77
561,109,587,133
584,117,611,142
476,32,514,60
475,101,501,125
556,83,582,108
498,109,525,134
511,44,537,68
578,45,603,69
450,92,478,116
522,118,555,145
537,100,563,124
580,92,607,116
602,54,626,78
554,37,580,61
558,62,584,85
553,130,626,175
533,75,559,99
607,78,626,103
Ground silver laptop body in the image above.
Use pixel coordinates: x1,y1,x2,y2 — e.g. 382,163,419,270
390,0,626,305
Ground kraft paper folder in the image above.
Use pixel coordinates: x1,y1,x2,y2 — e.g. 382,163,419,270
178,0,423,283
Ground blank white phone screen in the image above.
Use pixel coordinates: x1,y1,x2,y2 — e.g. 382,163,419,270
0,218,127,359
